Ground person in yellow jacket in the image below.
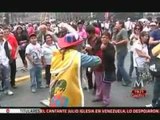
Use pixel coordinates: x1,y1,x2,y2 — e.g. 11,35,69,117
48,32,101,107
146,43,160,107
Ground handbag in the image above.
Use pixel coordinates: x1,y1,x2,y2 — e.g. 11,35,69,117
19,40,27,50
149,57,160,77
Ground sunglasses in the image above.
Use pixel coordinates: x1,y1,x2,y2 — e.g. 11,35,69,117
135,28,140,30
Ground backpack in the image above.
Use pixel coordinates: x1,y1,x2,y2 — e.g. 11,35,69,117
4,41,13,64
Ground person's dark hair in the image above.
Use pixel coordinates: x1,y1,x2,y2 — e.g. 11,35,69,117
16,26,23,31
81,19,85,24
117,20,125,28
101,31,111,40
37,23,40,26
77,20,83,25
139,31,150,45
44,34,53,41
134,24,143,33
140,31,149,38
3,26,10,31
14,26,27,37
157,22,160,28
92,22,98,27
86,25,95,34
10,24,13,28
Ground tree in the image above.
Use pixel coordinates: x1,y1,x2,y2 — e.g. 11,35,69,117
112,12,143,21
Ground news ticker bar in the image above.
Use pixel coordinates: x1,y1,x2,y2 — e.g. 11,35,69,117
0,108,160,113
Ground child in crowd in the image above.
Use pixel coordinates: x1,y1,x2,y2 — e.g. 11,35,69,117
25,33,44,93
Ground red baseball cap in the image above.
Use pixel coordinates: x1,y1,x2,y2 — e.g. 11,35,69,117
29,33,36,38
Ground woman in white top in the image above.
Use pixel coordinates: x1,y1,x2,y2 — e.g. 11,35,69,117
42,34,59,88
129,24,143,78
133,31,150,81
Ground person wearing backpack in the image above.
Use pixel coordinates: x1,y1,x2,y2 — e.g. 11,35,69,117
0,29,14,95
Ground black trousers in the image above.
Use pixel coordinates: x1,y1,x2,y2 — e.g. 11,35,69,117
86,69,92,89
152,77,160,107
19,50,27,66
10,59,17,86
45,65,51,85
86,69,96,90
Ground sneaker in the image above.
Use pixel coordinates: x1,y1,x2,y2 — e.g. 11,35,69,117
4,90,14,95
122,81,132,87
38,85,45,89
11,85,17,89
146,104,153,107
31,88,36,93
45,85,49,88
102,103,110,107
92,98,102,102
40,99,50,107
83,87,88,90
21,68,27,72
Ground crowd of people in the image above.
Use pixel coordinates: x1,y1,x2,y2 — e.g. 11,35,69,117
0,17,160,107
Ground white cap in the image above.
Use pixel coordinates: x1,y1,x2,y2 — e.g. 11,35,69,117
150,22,156,26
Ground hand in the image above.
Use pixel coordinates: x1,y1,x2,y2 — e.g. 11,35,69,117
146,55,151,60
146,58,150,63
111,41,117,45
81,49,87,53
100,44,106,50
14,54,18,59
85,45,92,51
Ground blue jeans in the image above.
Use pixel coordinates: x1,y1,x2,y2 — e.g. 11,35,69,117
116,50,130,83
152,76,160,107
29,65,42,89
0,64,11,90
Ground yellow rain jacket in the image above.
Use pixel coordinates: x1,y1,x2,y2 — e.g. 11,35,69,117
49,49,84,107
152,43,160,58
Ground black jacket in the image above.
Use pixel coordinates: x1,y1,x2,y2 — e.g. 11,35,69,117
102,43,116,72
14,32,29,45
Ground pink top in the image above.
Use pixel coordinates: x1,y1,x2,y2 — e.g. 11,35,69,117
77,28,87,39
95,27,101,36
27,27,35,35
